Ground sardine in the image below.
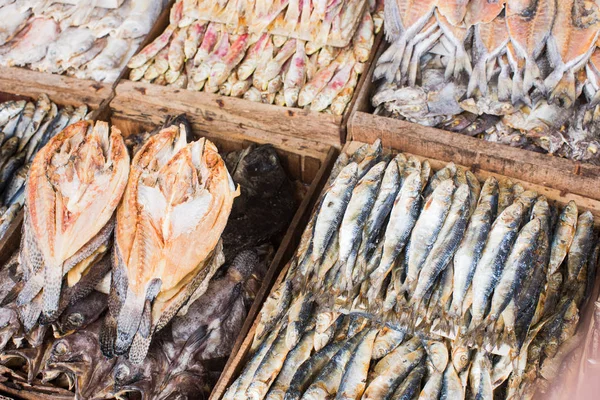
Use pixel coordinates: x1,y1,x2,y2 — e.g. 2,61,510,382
336,328,378,399
284,340,345,400
286,294,315,350
372,327,405,360
404,180,456,296
247,324,293,400
548,201,578,275
440,362,464,399
412,184,471,315
367,172,422,305
471,202,524,327
254,281,292,347
363,347,425,399
497,178,514,215
450,177,498,319
567,211,594,282
391,364,426,399
339,162,385,288
469,351,493,400
422,162,457,198
312,162,359,263
302,328,371,399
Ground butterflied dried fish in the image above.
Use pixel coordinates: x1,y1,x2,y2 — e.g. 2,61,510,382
109,123,237,363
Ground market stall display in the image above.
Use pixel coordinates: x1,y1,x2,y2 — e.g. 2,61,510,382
371,0,600,164
126,0,383,115
0,0,168,83
222,140,599,399
0,115,303,398
0,96,92,242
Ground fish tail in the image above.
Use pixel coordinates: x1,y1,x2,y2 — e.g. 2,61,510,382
41,263,63,322
522,58,541,94
467,61,485,98
99,312,117,357
511,71,531,107
16,274,43,307
115,290,146,355
549,71,576,108
127,299,153,365
18,296,42,332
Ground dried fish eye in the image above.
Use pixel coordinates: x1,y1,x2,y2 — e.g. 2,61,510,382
114,364,131,383
66,313,84,328
54,341,69,355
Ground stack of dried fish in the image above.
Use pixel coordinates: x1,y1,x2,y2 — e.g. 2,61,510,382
127,0,382,114
0,0,167,82
227,309,584,399
185,0,369,46
0,96,91,241
225,140,598,399
372,0,600,164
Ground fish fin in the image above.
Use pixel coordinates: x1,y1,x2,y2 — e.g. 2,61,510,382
383,0,403,42
467,61,486,98
41,262,63,321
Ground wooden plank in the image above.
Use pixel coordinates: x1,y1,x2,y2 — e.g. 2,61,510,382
110,91,334,159
349,111,600,201
210,146,337,400
113,80,343,149
0,67,111,111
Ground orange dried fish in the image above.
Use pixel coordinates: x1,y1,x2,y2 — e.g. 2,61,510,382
465,0,507,26
506,0,557,96
110,124,238,363
20,121,129,323
545,0,600,106
436,0,469,27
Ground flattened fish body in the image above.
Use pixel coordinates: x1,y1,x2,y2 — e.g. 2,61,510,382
437,0,469,27
114,124,237,362
25,121,129,320
465,0,507,26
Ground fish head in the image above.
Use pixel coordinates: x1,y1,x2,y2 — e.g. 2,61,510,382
232,145,287,197
156,371,211,400
425,340,449,372
54,291,107,337
452,344,471,372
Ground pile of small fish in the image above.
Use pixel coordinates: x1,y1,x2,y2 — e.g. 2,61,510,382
127,0,382,114
0,96,91,242
185,0,369,46
0,116,299,398
227,308,585,400
224,140,598,399
372,0,600,164
0,0,167,82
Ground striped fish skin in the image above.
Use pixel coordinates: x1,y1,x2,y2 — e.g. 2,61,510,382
497,178,514,215
471,202,525,326
301,329,370,400
266,330,315,400
404,179,456,296
548,200,578,275
487,218,542,324
450,176,498,320
336,329,378,399
412,184,471,314
366,172,423,305
469,351,493,400
339,162,386,288
311,162,359,264
567,211,594,282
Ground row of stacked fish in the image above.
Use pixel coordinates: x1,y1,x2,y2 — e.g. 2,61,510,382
225,140,598,399
227,310,583,400
372,0,600,164
0,96,91,241
127,0,382,114
184,0,369,46
0,116,297,398
0,0,167,82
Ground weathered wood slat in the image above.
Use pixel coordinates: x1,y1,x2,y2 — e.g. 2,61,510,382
349,112,600,201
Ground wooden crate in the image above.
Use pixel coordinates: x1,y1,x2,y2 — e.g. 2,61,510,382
347,42,600,202
211,139,600,399
112,5,385,150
